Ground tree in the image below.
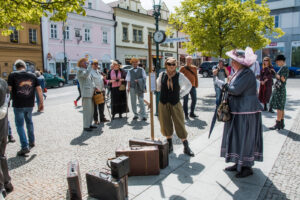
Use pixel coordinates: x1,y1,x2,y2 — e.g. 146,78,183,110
169,0,284,58
0,0,86,35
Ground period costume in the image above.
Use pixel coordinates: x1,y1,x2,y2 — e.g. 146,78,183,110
126,64,147,120
180,63,198,118
258,66,274,108
215,47,263,177
107,68,128,118
212,59,228,106
270,66,289,110
77,63,95,131
0,78,13,197
91,66,109,123
157,57,194,156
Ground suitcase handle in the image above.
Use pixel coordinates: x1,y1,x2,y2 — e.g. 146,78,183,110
130,145,142,150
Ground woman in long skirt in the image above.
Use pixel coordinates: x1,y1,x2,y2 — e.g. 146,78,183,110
107,60,128,119
215,47,263,178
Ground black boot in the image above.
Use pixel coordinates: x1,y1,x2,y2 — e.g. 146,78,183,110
269,120,281,130
235,167,253,178
183,140,194,157
281,119,285,129
167,138,173,153
263,104,267,111
225,164,237,171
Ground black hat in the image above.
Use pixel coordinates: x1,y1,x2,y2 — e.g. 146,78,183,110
275,54,286,61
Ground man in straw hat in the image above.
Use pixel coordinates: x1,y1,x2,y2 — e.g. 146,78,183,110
77,58,97,131
156,57,194,156
125,57,147,121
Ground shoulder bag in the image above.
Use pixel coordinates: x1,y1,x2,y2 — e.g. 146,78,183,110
93,91,105,105
217,90,231,122
273,67,283,90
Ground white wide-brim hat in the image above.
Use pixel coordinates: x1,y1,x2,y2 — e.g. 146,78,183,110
226,47,257,67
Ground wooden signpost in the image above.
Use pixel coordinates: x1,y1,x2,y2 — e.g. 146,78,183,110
148,35,155,140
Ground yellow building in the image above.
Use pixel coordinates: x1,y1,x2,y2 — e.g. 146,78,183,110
0,23,43,80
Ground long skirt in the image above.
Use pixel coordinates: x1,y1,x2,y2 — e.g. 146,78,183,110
258,83,272,104
111,87,128,115
221,113,263,172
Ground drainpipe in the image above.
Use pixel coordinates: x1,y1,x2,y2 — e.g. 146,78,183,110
40,18,45,72
114,14,117,60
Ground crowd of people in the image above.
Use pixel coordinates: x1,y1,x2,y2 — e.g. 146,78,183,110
0,47,291,197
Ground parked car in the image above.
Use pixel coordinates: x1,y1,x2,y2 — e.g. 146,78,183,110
44,73,65,88
198,61,219,77
272,65,300,77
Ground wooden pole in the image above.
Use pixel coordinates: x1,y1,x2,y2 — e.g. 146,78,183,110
148,35,154,140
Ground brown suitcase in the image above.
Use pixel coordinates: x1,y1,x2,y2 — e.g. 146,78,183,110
129,138,169,169
116,146,160,176
86,170,127,200
67,160,82,200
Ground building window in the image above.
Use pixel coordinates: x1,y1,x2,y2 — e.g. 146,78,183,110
64,26,70,40
138,30,143,42
50,24,57,39
274,15,279,28
84,29,90,41
123,27,128,41
133,28,143,42
103,31,108,44
75,29,81,37
9,27,19,43
29,28,37,44
88,2,92,9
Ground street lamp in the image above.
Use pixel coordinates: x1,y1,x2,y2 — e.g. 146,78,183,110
153,0,162,72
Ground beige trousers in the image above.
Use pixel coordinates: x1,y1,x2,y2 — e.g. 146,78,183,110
158,102,188,139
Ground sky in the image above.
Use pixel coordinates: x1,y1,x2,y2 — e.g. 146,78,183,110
102,0,182,13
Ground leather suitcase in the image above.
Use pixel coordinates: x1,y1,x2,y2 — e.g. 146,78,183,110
86,170,127,200
116,146,160,176
109,156,130,179
129,138,169,169
67,160,82,200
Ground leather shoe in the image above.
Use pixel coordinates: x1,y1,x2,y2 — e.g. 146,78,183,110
189,113,198,118
225,164,237,171
133,116,138,120
235,167,253,178
8,135,16,143
17,148,30,156
183,140,194,157
142,117,147,121
84,128,93,132
100,118,110,123
185,115,189,120
90,125,97,129
5,182,13,193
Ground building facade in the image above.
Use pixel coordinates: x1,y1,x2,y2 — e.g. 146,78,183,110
109,0,177,70
0,23,43,80
256,0,300,67
42,0,115,80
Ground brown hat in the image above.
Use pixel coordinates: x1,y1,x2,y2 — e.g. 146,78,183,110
92,59,98,64
165,57,177,65
130,57,139,64
77,58,88,67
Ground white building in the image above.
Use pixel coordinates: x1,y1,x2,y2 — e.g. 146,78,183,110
109,0,177,69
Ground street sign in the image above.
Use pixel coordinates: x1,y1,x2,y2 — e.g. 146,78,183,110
150,72,156,92
162,37,190,44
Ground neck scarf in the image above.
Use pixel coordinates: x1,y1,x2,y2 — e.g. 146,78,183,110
166,70,176,91
110,69,122,88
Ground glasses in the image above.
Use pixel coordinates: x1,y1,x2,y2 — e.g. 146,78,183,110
263,60,269,62
167,63,176,66
93,63,98,65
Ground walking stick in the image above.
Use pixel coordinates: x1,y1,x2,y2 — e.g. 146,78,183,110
105,99,112,120
126,90,129,119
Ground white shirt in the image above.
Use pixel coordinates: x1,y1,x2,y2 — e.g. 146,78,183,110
125,67,147,82
91,69,104,91
156,72,192,98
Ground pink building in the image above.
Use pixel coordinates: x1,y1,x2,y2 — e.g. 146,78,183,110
42,0,115,80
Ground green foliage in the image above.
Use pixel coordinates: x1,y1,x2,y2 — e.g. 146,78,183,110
169,0,284,57
0,0,86,35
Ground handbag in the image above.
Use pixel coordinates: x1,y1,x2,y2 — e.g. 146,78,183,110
93,91,104,105
273,67,283,89
43,88,47,93
119,84,126,91
217,91,231,122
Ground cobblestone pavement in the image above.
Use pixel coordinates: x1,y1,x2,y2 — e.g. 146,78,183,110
5,77,217,200
257,111,300,200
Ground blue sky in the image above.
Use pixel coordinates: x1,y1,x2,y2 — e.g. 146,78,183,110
102,0,182,13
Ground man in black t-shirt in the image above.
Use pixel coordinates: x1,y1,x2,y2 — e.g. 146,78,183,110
7,59,44,156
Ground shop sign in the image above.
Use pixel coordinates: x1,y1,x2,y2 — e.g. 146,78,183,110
292,41,300,47
266,42,285,48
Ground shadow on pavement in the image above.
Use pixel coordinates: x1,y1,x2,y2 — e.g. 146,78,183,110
106,118,128,129
218,168,287,200
278,130,300,142
70,128,103,146
185,118,208,129
8,154,37,171
127,120,149,130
